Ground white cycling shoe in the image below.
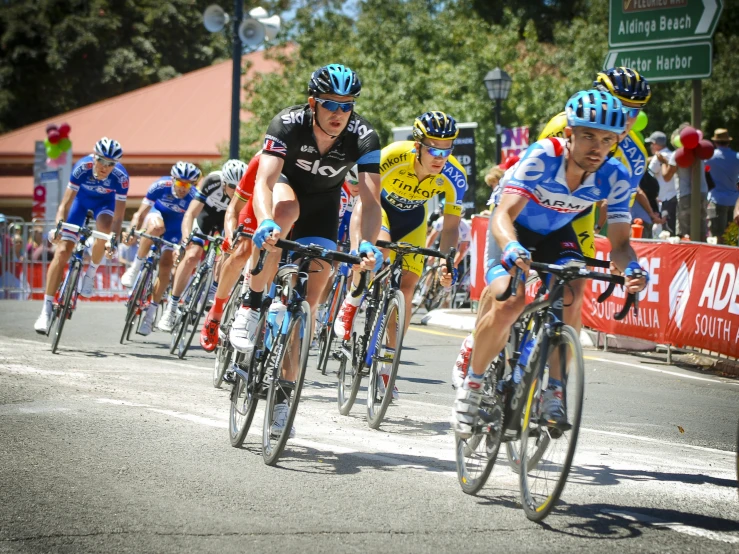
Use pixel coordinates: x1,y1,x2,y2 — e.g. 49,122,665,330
452,375,484,439
158,304,177,332
121,266,137,288
270,400,295,438
78,274,95,298
34,308,51,335
138,305,157,336
229,308,259,353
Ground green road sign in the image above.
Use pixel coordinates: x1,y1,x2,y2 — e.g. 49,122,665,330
604,42,712,82
609,0,723,48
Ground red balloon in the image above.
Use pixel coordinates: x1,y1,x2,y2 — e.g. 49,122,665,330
45,124,58,135
674,147,695,168
47,129,61,144
58,123,71,139
696,139,715,160
680,126,699,150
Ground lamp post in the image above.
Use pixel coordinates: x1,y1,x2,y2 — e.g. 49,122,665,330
483,68,513,165
229,0,244,161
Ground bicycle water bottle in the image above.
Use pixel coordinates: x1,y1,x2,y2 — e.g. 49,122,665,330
267,298,287,332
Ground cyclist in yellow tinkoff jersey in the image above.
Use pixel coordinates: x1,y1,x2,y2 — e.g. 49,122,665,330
335,111,466,400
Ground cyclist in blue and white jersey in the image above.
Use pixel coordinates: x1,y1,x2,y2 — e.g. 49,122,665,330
452,90,649,437
121,161,201,336
34,137,127,334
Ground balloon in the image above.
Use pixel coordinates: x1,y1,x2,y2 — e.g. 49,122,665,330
47,129,61,144
47,144,62,159
633,111,648,132
44,138,51,148
46,157,63,169
697,129,703,141
672,134,682,149
680,126,699,149
674,147,695,168
634,130,644,145
45,124,58,135
696,139,715,160
58,123,71,139
58,138,71,151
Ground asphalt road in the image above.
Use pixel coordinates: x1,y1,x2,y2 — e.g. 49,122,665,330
1,300,738,553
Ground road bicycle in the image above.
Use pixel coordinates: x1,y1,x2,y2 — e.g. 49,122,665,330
411,259,450,316
314,239,351,376
46,212,113,354
455,259,639,522
120,230,178,344
170,231,224,359
337,240,454,429
229,238,363,465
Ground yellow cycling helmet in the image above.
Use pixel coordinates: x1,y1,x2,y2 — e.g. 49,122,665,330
412,111,459,141
594,67,652,107
537,112,568,140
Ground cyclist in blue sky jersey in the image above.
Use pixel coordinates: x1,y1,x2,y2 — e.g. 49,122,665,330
34,137,127,334
121,161,201,336
452,90,649,438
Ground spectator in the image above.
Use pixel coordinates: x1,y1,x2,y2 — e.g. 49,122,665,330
630,170,661,238
707,128,739,243
646,131,677,235
664,124,708,241
27,226,54,262
12,225,24,261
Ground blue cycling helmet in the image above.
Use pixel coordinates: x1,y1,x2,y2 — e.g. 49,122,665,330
93,137,123,161
171,161,201,182
565,90,626,134
308,64,361,97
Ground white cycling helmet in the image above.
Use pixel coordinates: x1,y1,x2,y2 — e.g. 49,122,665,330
171,161,201,182
345,164,359,185
93,137,123,161
221,159,247,187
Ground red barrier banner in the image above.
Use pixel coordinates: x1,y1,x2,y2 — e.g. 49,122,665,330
470,215,488,301
582,236,739,358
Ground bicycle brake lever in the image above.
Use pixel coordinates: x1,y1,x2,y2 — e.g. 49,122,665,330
495,268,523,301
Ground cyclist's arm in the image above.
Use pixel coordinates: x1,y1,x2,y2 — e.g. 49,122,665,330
111,200,126,240
491,192,527,251
426,228,440,249
455,241,469,266
357,171,382,243
55,186,77,223
129,203,152,233
224,194,245,243
252,154,284,223
181,196,204,243
439,212,460,255
607,223,646,293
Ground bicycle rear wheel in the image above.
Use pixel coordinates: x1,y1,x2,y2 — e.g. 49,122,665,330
455,352,507,495
262,301,311,465
337,297,367,416
519,325,584,522
214,275,244,388
366,290,405,429
411,268,435,317
121,268,149,344
317,273,346,375
229,312,267,447
181,271,212,358
51,262,80,354
169,278,196,355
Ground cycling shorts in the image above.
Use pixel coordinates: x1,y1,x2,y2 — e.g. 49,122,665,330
283,173,340,249
237,196,258,235
485,209,583,284
63,194,116,242
380,197,427,277
191,209,225,247
146,207,183,251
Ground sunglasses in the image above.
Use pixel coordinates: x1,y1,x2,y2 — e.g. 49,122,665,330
623,106,641,118
94,156,116,168
173,178,193,188
314,98,355,113
421,143,454,158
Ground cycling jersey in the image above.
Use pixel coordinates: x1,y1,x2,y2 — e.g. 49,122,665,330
194,171,231,215
432,216,471,243
68,154,129,204
338,182,358,243
260,104,381,246
502,137,632,234
142,177,196,245
235,153,260,203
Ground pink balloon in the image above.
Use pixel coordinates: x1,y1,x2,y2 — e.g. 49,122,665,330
680,127,699,150
697,129,703,141
46,157,62,169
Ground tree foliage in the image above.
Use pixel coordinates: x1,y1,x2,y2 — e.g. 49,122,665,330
243,0,739,207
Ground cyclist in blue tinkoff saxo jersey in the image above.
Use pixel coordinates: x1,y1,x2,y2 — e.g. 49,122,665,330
34,138,128,334
121,161,201,336
452,89,649,438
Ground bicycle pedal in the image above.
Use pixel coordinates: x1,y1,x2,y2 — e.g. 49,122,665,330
373,355,394,364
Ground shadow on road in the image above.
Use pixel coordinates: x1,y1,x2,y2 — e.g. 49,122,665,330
570,464,737,489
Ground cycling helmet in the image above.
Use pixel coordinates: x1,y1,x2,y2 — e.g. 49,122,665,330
412,111,459,141
308,64,361,97
594,67,652,107
565,90,626,135
221,159,247,186
171,161,201,182
345,164,359,185
93,137,123,161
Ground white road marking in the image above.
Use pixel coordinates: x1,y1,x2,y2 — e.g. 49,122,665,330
586,356,739,385
602,509,739,544
582,428,734,455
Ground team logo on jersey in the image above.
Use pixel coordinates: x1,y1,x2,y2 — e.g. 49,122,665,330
121,176,129,189
347,118,373,140
280,111,305,125
264,135,287,155
435,178,444,186
327,150,346,160
300,145,317,154
295,159,346,177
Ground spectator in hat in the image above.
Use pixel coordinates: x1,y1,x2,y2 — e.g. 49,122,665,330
707,128,739,243
664,123,708,241
646,130,677,235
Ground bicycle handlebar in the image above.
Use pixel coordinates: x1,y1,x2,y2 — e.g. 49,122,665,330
128,229,180,250
375,240,456,275
56,221,114,243
189,230,225,246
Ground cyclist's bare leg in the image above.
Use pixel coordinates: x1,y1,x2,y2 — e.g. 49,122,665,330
44,240,75,296
213,237,252,304
152,250,174,304
135,217,165,259
469,277,525,378
90,213,113,266
171,242,203,298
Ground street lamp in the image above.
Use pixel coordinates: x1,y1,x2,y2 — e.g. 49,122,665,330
484,68,512,165
203,4,281,160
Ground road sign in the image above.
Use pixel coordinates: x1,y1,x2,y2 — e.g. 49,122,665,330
604,42,712,82
609,0,723,48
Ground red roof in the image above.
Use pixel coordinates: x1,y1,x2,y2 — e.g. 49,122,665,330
0,47,287,161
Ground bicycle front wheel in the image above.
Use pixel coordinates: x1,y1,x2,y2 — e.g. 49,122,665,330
180,271,212,358
121,268,149,344
51,262,80,354
366,290,405,430
262,301,311,466
214,276,244,388
519,324,584,522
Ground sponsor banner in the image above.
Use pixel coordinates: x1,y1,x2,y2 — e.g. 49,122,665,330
17,262,129,302
582,236,739,358
501,126,529,161
470,215,487,301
